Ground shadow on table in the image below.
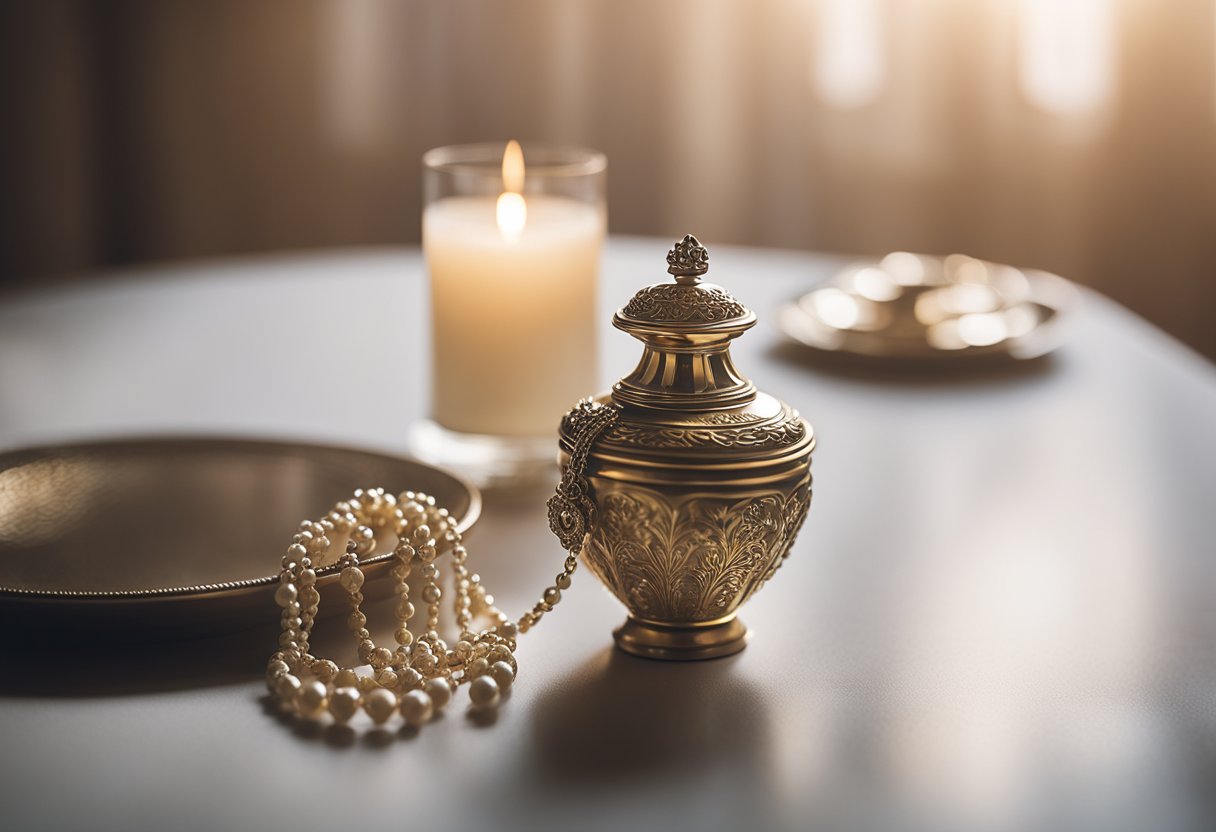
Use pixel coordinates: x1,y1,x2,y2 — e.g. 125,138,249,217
527,647,772,788
0,621,275,697
765,341,1059,388
0,598,394,698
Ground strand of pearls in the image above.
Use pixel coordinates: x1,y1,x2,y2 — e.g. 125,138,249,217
266,488,521,727
265,402,621,730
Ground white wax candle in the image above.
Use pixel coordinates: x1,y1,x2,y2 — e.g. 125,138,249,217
424,194,603,437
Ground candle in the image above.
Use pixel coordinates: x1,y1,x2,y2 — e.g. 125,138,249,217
423,141,604,438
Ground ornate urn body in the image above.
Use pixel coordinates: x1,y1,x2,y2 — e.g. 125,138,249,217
556,235,815,660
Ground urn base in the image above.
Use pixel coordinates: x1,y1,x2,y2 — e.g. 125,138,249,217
612,615,749,661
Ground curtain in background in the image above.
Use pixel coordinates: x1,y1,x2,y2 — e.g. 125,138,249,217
1,0,1213,357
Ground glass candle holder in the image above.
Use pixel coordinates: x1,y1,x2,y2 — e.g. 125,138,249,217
411,142,606,487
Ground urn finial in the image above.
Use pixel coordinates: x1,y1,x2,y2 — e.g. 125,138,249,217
666,234,710,284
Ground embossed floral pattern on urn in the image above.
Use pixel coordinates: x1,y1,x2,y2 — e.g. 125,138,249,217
582,483,811,623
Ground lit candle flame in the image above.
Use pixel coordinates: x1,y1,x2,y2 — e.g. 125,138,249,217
496,139,526,242
502,139,525,193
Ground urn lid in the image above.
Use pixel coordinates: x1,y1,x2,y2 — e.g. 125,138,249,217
612,235,758,411
561,235,814,472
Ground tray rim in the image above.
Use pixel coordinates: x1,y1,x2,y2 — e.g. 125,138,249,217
0,434,482,603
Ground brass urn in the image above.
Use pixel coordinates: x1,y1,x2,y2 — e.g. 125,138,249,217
554,235,815,660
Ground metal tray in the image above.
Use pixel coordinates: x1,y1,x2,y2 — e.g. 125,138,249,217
778,255,1080,363
0,437,480,639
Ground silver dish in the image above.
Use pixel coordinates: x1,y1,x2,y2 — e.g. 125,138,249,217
778,253,1080,362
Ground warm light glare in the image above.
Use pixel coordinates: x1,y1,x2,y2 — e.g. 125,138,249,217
926,319,967,350
502,139,525,194
912,286,1002,327
496,192,527,242
881,252,927,286
915,293,949,327
812,0,885,109
807,287,861,329
946,254,990,286
0,460,101,546
995,266,1031,303
939,283,1003,315
497,139,527,242
1017,0,1115,117
324,0,386,149
957,312,1008,347
851,267,902,301
1004,305,1040,338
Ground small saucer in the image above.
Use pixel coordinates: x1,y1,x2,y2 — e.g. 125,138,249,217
0,436,480,639
778,253,1079,362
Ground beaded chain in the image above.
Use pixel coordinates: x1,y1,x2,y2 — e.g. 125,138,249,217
265,400,620,729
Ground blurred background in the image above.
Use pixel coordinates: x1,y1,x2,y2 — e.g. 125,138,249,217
2,0,1213,359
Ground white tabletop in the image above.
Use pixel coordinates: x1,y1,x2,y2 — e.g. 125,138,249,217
1,238,1214,832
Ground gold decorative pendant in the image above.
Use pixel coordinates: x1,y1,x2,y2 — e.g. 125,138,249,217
547,399,619,551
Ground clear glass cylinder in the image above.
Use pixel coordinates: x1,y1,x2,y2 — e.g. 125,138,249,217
412,142,606,487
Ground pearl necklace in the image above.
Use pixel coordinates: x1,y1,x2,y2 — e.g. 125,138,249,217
265,400,619,729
